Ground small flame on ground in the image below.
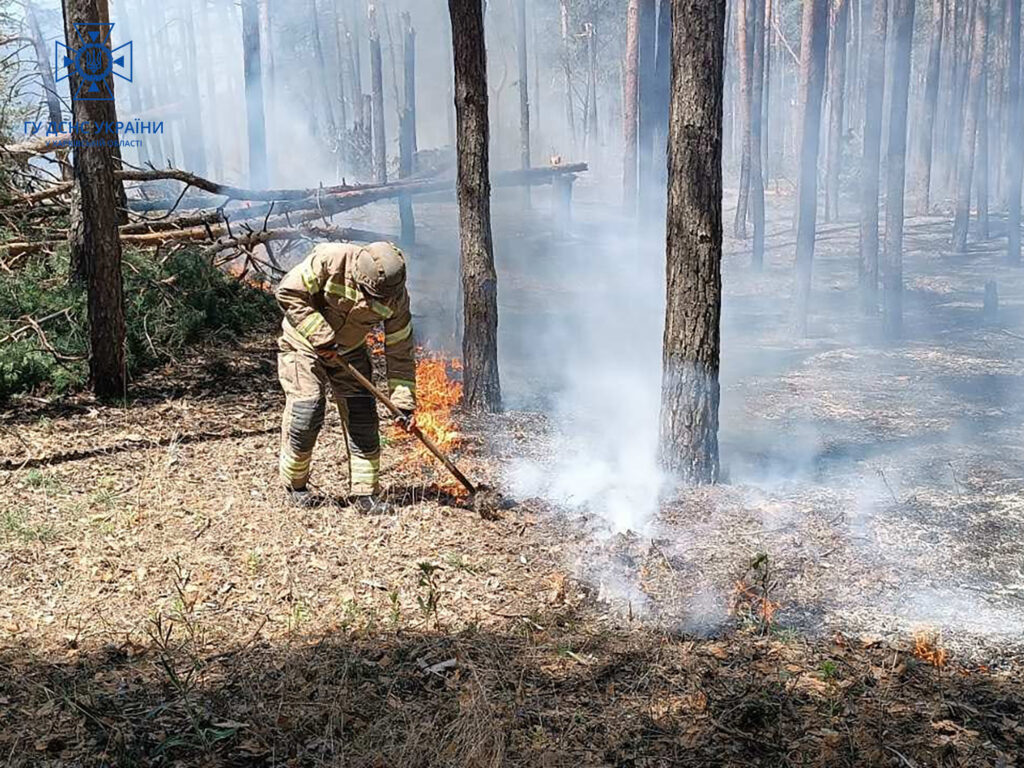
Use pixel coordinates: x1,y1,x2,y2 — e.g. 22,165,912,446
912,629,949,667
731,580,781,630
385,350,466,496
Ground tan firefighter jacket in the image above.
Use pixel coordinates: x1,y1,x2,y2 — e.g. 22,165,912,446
276,243,417,410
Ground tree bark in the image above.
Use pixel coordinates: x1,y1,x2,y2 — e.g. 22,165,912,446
1008,0,1022,264
241,0,268,188
61,0,126,398
659,0,725,486
882,0,916,340
369,5,387,184
952,0,989,253
448,0,500,412
623,0,641,213
750,0,766,269
913,0,944,212
63,0,126,282
825,0,850,222
791,0,830,336
651,0,672,194
734,0,752,238
858,0,887,312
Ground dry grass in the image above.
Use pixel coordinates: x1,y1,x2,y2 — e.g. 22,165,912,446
1,333,1022,767
3,205,1024,765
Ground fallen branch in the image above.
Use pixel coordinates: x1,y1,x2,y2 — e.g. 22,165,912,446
0,308,73,345
202,224,400,258
0,133,72,160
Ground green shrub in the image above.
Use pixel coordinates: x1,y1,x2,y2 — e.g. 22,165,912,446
0,247,276,401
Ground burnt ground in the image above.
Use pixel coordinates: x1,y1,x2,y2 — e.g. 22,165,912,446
2,179,1024,766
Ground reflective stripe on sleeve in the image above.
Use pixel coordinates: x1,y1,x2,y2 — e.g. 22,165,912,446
325,280,360,302
295,312,326,339
385,322,413,345
300,262,321,294
371,301,394,319
388,378,416,394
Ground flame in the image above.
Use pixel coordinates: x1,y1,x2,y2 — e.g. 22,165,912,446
386,352,466,495
912,630,948,667
731,580,780,628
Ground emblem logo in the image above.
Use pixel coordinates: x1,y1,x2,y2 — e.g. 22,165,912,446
55,23,132,101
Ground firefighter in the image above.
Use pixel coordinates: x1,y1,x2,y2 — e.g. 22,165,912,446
275,241,416,512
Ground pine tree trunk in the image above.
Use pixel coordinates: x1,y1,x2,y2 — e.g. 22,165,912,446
882,0,916,340
953,0,989,253
750,0,767,269
791,0,830,336
110,1,149,168
977,64,990,239
825,0,850,222
516,0,531,182
859,0,888,312
651,0,672,194
659,0,725,486
399,12,416,243
914,0,944,213
560,0,577,153
637,0,657,205
241,0,268,188
331,0,350,165
1008,0,1022,264
448,0,500,412
180,4,207,175
61,0,126,398
64,0,126,282
311,0,337,141
587,24,600,150
734,0,752,238
761,0,773,185
26,1,63,135
197,0,223,178
623,0,641,212
369,6,387,184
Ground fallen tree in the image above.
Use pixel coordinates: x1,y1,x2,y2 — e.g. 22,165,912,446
1,162,590,272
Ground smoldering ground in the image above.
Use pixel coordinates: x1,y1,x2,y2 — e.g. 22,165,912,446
451,180,1024,659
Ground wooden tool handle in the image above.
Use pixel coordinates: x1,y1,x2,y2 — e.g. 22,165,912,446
337,356,477,495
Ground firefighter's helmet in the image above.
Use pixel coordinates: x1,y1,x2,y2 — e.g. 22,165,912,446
355,242,407,298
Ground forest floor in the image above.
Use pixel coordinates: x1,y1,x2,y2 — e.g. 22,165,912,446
2,185,1024,766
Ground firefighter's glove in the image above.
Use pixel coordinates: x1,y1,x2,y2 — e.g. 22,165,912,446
316,346,339,363
397,408,416,431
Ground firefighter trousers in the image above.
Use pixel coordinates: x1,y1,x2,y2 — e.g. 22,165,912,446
277,344,380,495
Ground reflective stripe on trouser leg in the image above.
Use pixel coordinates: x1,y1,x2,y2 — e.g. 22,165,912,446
345,395,380,494
279,396,326,489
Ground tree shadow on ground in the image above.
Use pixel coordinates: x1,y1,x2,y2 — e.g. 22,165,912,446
2,604,1022,768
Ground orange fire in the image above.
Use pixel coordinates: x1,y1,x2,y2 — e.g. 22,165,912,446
385,351,466,494
732,580,780,628
912,630,948,667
